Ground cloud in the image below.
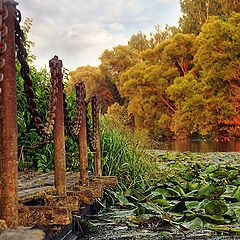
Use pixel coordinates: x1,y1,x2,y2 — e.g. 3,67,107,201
18,0,181,70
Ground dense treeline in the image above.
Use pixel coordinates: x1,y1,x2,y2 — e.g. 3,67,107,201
68,0,240,141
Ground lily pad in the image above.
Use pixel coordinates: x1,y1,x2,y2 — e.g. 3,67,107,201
231,186,240,199
184,217,204,229
235,208,240,223
204,200,228,216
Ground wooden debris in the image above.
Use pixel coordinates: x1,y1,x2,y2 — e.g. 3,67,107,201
44,195,80,212
19,206,72,226
91,176,118,188
69,187,95,205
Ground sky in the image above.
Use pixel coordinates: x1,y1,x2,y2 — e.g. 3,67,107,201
18,0,181,71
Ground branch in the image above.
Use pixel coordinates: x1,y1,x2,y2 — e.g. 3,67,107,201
18,140,52,150
159,94,176,112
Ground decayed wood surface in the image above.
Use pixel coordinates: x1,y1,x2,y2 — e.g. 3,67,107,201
17,172,117,202
18,171,78,201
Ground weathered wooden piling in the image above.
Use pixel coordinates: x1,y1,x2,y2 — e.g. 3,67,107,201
91,96,102,177
76,83,89,186
51,56,67,196
0,0,19,228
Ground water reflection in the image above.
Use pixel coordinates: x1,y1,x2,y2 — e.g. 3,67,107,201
161,140,240,152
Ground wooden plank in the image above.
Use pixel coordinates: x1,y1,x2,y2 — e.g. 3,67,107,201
17,172,117,203
68,187,95,205
44,195,80,212
91,176,118,188
19,187,56,203
19,206,72,226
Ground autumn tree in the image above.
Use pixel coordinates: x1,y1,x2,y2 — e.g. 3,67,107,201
179,0,223,34
128,31,150,52
150,24,179,47
168,13,240,139
67,66,113,111
119,62,175,138
193,13,240,137
99,45,138,86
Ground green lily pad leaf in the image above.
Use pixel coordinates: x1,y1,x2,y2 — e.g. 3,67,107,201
141,191,163,202
166,187,181,197
155,188,173,197
198,184,225,198
151,198,170,207
200,214,230,224
231,186,240,199
176,185,186,197
205,165,219,173
204,200,228,216
138,202,163,215
186,182,199,192
111,192,135,207
195,199,210,210
186,201,199,210
183,217,204,229
198,184,214,198
227,170,239,182
232,176,240,186
235,209,240,223
213,170,228,179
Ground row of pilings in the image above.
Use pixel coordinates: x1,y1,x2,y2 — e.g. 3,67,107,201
0,0,109,230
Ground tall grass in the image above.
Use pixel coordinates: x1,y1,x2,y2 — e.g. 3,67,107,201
99,117,158,192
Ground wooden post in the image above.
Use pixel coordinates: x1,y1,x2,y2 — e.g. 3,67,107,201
50,56,66,196
91,96,102,177
76,82,89,186
0,0,19,228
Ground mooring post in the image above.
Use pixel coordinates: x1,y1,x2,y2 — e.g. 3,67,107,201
0,0,19,228
129,113,135,134
50,56,66,196
91,96,102,177
76,82,89,186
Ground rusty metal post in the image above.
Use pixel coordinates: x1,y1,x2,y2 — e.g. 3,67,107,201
51,56,66,196
0,0,19,228
76,83,89,186
129,113,135,133
91,96,102,177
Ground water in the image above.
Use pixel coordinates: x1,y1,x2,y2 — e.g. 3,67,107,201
160,140,240,152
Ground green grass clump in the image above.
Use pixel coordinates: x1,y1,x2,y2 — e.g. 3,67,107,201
99,117,158,192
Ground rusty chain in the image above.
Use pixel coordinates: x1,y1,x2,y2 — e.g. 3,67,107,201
86,98,94,151
64,81,86,136
86,95,99,151
0,0,8,112
0,0,8,168
15,9,59,138
92,95,99,151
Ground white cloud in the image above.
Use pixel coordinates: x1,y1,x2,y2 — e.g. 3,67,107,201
18,0,181,70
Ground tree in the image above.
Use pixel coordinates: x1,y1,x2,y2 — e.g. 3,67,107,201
99,45,138,86
67,66,114,111
118,62,175,139
167,13,240,139
128,31,150,52
163,33,196,76
193,13,240,137
150,24,179,47
179,0,223,34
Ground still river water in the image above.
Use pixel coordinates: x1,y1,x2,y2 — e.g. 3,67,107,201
160,140,240,152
